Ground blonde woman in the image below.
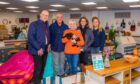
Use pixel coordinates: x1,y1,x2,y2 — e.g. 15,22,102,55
91,16,106,54
62,20,84,74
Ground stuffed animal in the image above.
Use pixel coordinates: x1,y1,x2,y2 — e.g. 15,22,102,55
62,33,80,47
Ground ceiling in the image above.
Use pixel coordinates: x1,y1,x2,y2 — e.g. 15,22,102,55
0,0,140,13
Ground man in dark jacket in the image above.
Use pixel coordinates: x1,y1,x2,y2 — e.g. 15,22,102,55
28,10,50,84
49,12,68,77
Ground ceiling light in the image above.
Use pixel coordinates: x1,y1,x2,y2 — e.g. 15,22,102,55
82,2,96,5
129,5,140,7
50,4,64,7
26,6,39,9
123,0,139,2
14,11,23,13
0,1,10,4
29,10,39,12
70,8,80,11
96,7,108,9
21,0,39,2
6,7,18,10
48,9,58,12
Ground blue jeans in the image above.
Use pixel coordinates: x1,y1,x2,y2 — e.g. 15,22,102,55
91,47,100,54
65,54,79,74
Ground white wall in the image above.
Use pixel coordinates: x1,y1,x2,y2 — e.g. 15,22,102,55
0,12,38,33
56,10,140,36
0,9,140,36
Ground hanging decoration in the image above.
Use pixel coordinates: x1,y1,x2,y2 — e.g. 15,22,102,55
120,19,126,29
130,20,136,31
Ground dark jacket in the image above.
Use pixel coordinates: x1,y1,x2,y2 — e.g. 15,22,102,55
78,27,94,52
49,21,68,52
91,28,105,51
28,19,50,55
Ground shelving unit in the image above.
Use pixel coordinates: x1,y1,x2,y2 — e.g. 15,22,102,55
85,58,140,84
131,70,140,79
105,76,121,84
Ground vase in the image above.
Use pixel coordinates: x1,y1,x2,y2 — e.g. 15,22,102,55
104,56,110,68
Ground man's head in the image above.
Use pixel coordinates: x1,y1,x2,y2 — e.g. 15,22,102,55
55,12,63,24
40,10,49,22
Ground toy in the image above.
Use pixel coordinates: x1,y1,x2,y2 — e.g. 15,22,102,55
62,33,80,47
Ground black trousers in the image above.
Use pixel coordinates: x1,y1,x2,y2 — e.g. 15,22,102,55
32,51,48,84
79,51,92,65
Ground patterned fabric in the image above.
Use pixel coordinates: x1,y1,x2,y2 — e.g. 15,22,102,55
0,50,34,84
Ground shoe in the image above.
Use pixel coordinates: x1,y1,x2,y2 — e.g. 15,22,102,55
59,74,67,78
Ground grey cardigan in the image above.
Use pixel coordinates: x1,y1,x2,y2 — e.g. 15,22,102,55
78,27,94,52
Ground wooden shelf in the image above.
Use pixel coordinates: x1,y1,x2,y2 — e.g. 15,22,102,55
131,70,140,79
105,76,121,84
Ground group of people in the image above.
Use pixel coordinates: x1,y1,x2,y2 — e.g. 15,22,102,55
28,10,105,84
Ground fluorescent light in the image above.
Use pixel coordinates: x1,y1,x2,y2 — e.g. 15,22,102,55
0,1,10,4
96,7,108,9
26,6,39,9
82,2,96,5
6,7,18,10
29,10,39,12
21,0,39,2
70,8,80,11
48,9,58,12
129,5,140,7
123,0,139,2
14,11,23,13
50,4,64,7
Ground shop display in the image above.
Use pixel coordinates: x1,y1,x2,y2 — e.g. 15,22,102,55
0,40,27,62
0,25,9,40
116,36,136,54
3,40,27,48
124,55,138,63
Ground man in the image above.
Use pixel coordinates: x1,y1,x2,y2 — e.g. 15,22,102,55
28,10,50,84
49,12,68,77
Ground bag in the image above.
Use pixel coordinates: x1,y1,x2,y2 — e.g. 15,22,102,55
43,52,54,78
79,52,92,65
43,52,63,84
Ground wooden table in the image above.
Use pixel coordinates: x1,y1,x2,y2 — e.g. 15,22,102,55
85,58,140,84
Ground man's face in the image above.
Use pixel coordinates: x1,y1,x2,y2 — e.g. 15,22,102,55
40,11,49,22
56,14,63,24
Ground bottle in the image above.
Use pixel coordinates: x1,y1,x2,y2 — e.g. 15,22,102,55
120,19,126,29
105,22,109,30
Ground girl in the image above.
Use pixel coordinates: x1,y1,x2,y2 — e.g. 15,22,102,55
91,16,106,54
78,17,94,65
62,20,84,74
